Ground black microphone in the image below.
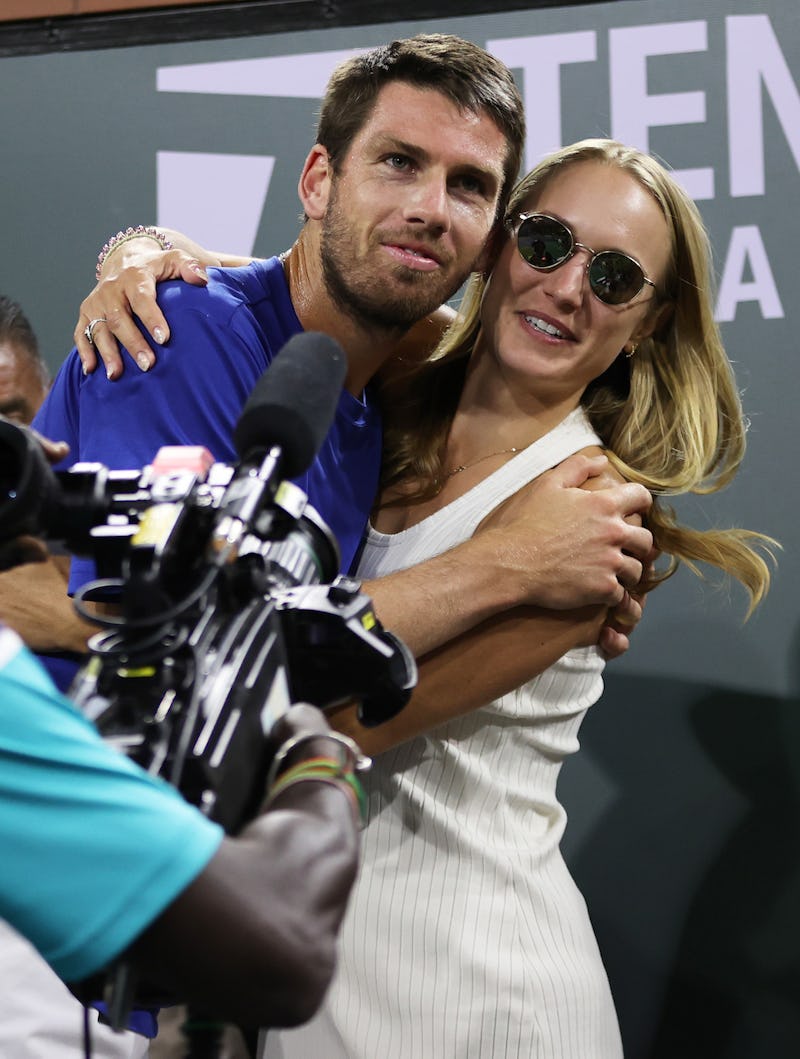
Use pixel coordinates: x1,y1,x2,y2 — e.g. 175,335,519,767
233,331,347,478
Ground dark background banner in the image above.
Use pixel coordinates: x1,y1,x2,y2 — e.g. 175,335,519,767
1,1,798,1053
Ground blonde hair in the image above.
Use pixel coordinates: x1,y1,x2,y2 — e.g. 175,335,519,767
380,139,776,612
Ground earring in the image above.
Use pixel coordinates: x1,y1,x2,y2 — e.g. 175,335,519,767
624,342,638,359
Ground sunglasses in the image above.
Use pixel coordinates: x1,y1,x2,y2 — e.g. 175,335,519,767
511,213,658,306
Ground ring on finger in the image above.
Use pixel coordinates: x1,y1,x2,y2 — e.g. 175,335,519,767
83,317,107,345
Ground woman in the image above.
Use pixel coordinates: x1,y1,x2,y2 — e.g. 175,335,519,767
269,140,774,1058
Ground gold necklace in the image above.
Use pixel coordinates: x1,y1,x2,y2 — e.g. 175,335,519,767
443,446,521,480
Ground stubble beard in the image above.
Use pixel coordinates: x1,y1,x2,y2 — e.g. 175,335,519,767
320,189,471,334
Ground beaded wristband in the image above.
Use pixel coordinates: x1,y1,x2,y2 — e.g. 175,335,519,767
265,757,367,826
95,225,174,280
267,731,371,789
269,757,345,796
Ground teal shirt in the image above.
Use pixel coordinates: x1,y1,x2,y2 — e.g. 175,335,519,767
0,627,223,981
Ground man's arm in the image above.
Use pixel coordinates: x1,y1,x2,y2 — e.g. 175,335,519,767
0,427,96,655
330,452,651,756
329,601,607,756
0,555,97,653
363,452,652,658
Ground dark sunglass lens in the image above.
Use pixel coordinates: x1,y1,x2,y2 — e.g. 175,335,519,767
517,216,572,269
588,252,644,305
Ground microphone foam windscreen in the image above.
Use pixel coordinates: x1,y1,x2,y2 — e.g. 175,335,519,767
233,332,347,478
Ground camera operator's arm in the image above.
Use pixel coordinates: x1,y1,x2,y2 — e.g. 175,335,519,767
108,705,361,1028
0,634,360,1030
124,756,359,1026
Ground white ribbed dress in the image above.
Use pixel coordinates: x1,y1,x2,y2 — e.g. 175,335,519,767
266,407,623,1059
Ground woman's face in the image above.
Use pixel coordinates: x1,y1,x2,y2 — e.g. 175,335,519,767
478,159,672,407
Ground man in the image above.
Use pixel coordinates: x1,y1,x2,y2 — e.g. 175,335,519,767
0,295,49,424
0,297,95,679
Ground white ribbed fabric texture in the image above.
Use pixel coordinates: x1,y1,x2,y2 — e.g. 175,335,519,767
266,408,623,1059
0,922,149,1059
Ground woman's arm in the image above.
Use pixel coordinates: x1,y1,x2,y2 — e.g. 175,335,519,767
76,231,457,381
75,227,254,379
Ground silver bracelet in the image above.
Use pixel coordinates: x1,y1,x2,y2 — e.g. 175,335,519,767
267,730,371,789
95,225,174,280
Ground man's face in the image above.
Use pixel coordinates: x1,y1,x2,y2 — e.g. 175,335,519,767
319,81,509,331
0,343,47,425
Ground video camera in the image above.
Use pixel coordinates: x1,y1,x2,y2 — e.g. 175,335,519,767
0,332,416,836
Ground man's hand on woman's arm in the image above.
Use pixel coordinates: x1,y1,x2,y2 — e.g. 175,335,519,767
362,452,653,660
335,450,654,754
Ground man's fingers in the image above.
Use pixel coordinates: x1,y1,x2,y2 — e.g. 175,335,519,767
547,451,609,489
616,481,653,518
28,427,69,465
620,522,654,566
616,554,645,593
642,547,661,581
609,589,643,628
598,624,632,660
600,585,647,659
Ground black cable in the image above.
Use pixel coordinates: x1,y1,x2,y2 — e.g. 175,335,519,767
82,1004,92,1059
85,622,191,666
73,565,219,631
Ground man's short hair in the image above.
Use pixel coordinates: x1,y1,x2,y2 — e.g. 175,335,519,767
0,295,49,387
317,34,525,218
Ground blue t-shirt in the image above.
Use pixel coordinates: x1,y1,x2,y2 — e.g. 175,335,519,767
34,257,382,590
0,625,223,982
